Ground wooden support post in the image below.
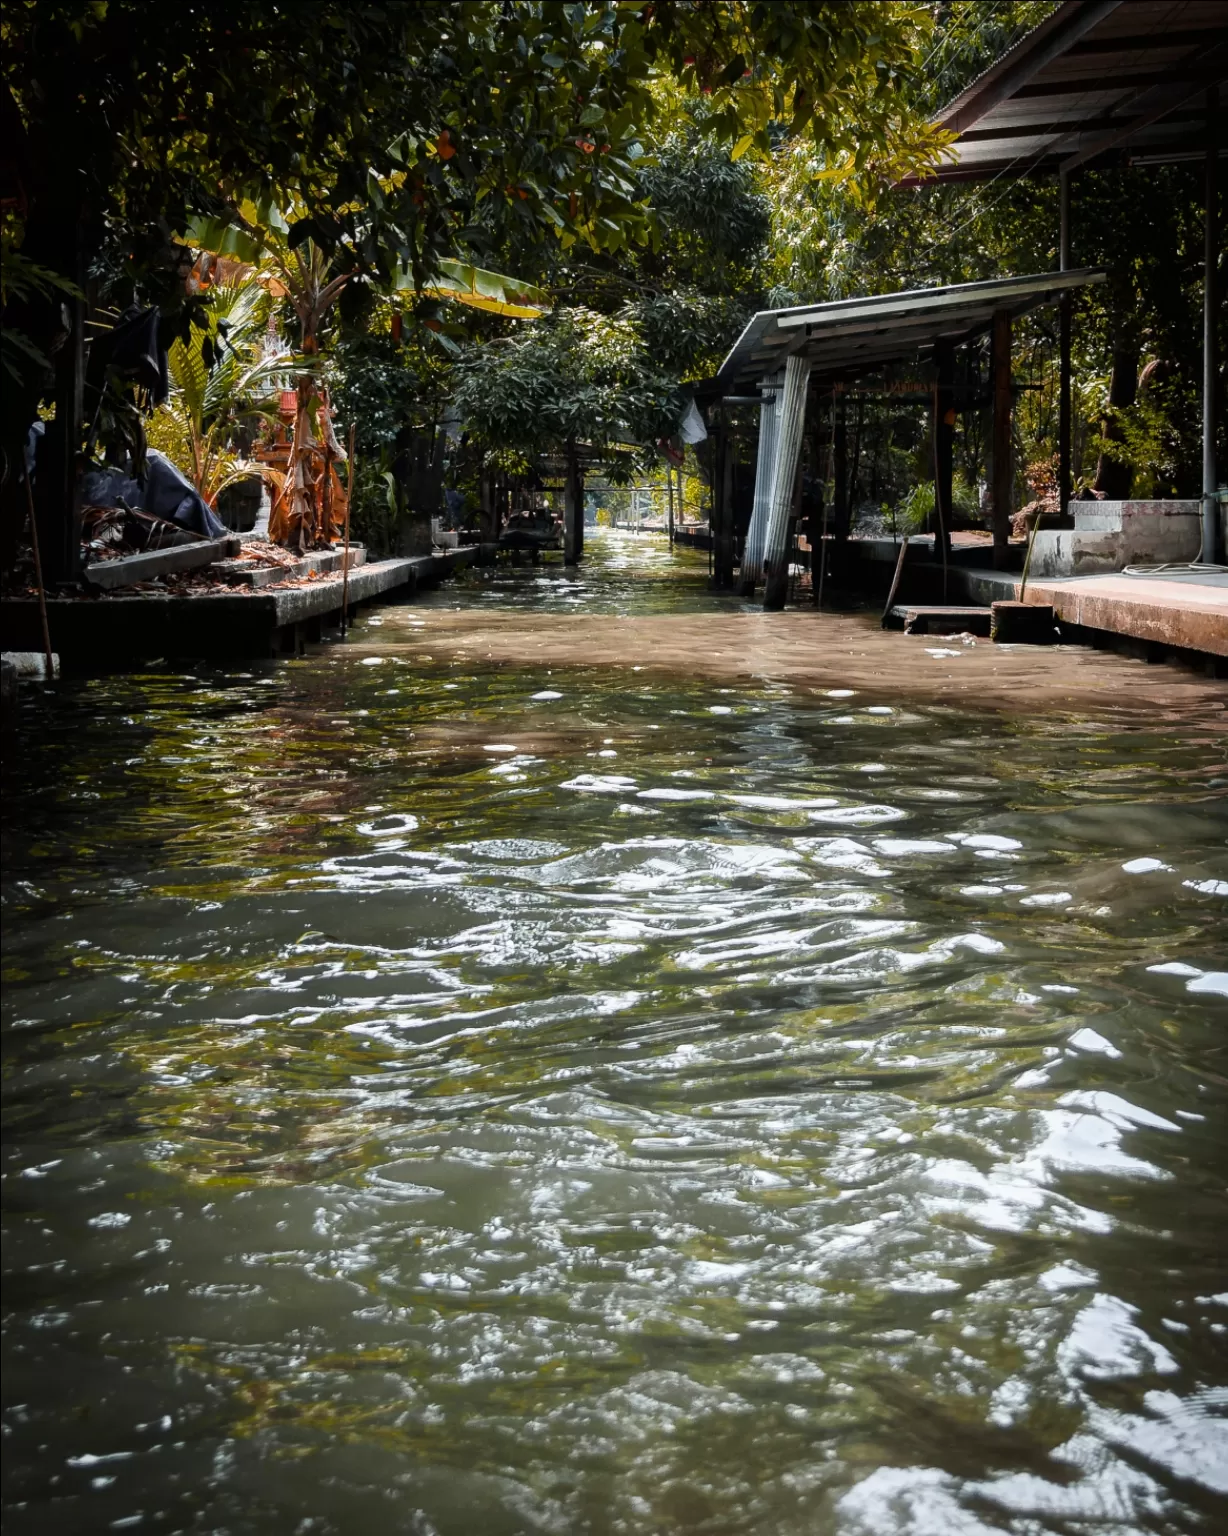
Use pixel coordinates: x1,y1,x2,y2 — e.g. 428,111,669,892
991,310,1014,570
933,340,954,586
341,423,355,632
712,422,735,588
1058,169,1072,520
1202,85,1221,565
479,473,495,542
833,392,848,540
563,448,583,564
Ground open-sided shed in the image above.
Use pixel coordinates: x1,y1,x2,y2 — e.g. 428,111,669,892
710,270,1105,602
716,271,1099,392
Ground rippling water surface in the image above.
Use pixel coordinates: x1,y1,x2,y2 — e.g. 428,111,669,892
3,532,1227,1535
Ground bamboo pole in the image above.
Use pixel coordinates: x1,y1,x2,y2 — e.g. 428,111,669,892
23,471,55,681
880,535,910,629
1018,510,1045,603
341,423,355,634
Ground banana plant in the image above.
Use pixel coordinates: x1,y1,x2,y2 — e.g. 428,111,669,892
184,199,550,548
145,275,292,507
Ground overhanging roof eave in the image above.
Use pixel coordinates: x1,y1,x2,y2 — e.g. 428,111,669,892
918,0,1228,185
714,269,1104,393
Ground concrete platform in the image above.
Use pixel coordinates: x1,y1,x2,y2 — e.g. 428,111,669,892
0,547,484,667
1022,573,1228,657
839,537,1226,659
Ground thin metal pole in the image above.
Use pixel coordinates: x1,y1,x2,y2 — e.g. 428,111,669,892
23,471,55,680
1202,85,1221,564
341,423,355,633
932,342,954,599
1058,168,1072,520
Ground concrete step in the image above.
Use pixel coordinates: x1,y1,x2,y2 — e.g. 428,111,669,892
83,536,242,590
212,546,367,587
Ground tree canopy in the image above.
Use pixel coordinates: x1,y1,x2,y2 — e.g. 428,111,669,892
3,0,1216,563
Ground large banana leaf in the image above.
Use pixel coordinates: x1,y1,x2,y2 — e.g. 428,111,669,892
183,214,269,266
401,259,551,319
187,211,548,319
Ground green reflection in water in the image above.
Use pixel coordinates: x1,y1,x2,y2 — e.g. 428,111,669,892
3,534,1227,1534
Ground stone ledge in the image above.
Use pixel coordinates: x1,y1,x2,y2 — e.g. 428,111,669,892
0,549,479,664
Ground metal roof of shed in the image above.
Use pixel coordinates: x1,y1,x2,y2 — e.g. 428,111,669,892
915,0,1228,185
714,269,1104,393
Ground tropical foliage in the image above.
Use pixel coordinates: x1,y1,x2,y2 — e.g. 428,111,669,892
454,306,685,462
3,0,1219,565
144,278,283,506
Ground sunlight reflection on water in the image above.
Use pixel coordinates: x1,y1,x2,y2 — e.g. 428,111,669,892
2,532,1227,1534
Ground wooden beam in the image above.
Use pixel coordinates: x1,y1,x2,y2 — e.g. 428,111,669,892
1203,86,1221,563
1060,67,1227,172
563,448,584,564
938,1,1122,136
1059,170,1072,519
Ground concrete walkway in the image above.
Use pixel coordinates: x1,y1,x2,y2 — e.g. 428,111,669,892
1023,573,1228,657
844,537,1227,658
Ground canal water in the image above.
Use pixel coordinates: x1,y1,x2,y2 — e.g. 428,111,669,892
3,531,1226,1534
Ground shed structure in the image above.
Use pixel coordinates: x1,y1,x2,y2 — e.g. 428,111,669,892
912,0,1225,562
712,270,1104,604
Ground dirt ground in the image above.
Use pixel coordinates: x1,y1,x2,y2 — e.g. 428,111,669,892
359,607,1228,727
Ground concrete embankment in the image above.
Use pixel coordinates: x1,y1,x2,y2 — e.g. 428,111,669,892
0,547,491,668
844,536,1227,661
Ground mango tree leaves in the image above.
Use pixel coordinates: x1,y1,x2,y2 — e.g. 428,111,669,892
452,306,687,460
7,0,944,303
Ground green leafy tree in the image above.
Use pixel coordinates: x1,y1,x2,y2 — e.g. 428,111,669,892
3,0,946,574
452,306,685,466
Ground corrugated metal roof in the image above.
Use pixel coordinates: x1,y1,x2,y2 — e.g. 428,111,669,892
916,0,1228,184
714,270,1104,392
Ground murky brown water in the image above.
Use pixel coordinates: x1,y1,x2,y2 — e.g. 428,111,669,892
3,532,1227,1534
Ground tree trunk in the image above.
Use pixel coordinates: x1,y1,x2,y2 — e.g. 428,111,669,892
563,448,584,564
1093,342,1139,499
393,428,437,556
479,472,500,542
